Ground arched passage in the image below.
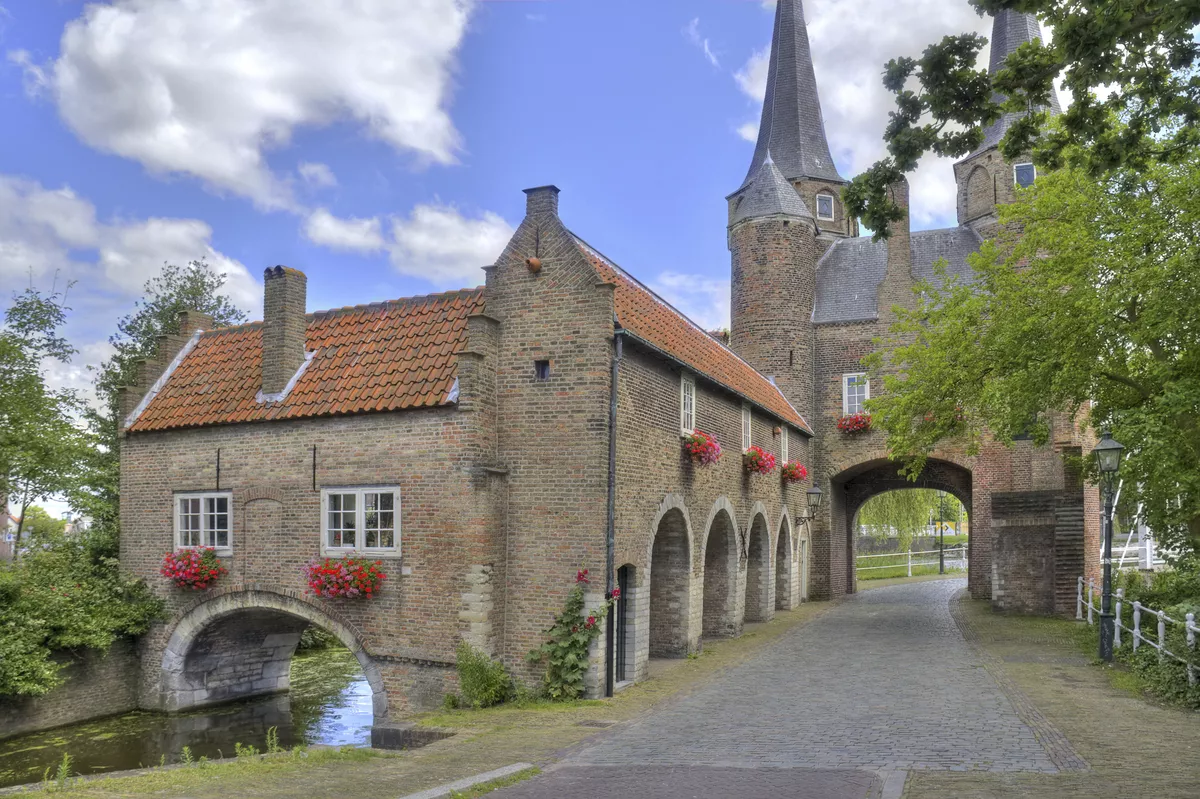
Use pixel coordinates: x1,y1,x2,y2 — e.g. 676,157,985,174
160,590,387,720
649,509,692,658
703,508,740,638
829,458,973,596
775,515,795,610
744,513,772,622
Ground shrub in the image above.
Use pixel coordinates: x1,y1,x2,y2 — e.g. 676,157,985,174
303,557,386,598
526,569,619,700
454,641,511,709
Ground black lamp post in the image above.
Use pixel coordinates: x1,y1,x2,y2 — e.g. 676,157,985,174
1092,429,1125,663
806,484,823,519
938,493,946,574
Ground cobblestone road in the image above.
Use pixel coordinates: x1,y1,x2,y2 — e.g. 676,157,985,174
569,579,1059,773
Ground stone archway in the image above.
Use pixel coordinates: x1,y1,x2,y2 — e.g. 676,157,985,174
744,512,772,622
702,507,741,639
648,506,694,658
826,457,973,598
159,590,387,719
775,514,796,611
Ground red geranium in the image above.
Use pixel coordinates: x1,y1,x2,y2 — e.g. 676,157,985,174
303,557,387,599
837,412,872,434
781,461,809,483
683,430,722,465
743,445,777,475
161,548,227,591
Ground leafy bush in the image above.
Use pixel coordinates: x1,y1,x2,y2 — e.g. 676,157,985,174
0,534,163,697
297,625,339,651
525,569,618,700
454,640,511,709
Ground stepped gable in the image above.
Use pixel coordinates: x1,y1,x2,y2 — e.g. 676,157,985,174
127,288,485,433
574,234,812,434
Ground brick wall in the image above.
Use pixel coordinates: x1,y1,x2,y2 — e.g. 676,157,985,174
0,639,140,741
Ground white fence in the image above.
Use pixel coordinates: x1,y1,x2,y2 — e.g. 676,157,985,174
856,546,967,577
1077,576,1198,685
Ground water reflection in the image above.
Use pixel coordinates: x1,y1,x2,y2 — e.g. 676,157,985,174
0,646,372,788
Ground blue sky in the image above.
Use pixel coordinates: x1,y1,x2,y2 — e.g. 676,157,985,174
1,0,1000,402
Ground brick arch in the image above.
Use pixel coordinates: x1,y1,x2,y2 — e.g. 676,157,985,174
701,504,741,639
647,500,696,659
964,165,994,220
775,512,796,610
744,509,773,623
648,493,696,578
698,497,736,573
159,588,388,719
744,501,771,557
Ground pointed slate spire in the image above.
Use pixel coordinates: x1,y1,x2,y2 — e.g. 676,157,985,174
974,9,1062,154
740,0,845,190
731,157,814,226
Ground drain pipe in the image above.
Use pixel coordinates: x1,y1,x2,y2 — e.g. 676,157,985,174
605,330,624,698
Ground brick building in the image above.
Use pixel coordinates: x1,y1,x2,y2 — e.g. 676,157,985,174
117,1,1097,730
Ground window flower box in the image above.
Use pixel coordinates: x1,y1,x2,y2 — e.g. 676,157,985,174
743,445,776,475
161,548,227,591
837,412,872,434
304,557,387,599
683,430,722,466
781,461,808,484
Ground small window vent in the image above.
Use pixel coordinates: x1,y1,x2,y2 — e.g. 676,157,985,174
534,360,551,381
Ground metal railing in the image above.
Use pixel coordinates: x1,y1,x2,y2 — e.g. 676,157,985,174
1077,576,1199,685
856,546,967,577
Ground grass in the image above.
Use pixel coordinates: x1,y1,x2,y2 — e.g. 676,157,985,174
448,767,540,798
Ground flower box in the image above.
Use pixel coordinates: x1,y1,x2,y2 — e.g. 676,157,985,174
837,412,872,434
743,445,777,475
781,461,808,484
303,557,387,599
161,548,227,590
683,430,722,465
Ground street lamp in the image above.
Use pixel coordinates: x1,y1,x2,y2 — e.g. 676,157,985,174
1092,429,1125,663
806,484,823,519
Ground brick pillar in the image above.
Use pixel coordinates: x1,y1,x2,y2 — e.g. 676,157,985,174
262,266,308,396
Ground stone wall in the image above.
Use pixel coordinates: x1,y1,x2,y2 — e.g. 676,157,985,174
0,639,140,741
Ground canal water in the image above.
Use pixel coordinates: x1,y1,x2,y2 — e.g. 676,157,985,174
0,645,373,789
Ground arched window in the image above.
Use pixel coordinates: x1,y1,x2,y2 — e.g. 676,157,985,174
815,193,835,221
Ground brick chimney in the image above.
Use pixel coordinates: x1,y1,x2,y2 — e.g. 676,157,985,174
879,178,913,326
262,265,308,397
522,185,560,218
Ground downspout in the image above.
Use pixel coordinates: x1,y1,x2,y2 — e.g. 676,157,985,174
605,329,624,698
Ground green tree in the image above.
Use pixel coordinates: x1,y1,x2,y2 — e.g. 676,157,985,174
865,152,1200,555
19,506,67,542
857,489,963,552
0,287,90,558
72,260,247,554
844,0,1200,238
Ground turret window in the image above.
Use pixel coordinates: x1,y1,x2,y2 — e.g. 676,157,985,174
816,194,835,221
1014,163,1036,188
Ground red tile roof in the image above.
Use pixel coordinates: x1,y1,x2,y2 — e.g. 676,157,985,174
574,236,812,434
128,288,484,433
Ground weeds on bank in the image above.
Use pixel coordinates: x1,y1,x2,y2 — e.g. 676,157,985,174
40,753,76,793
448,767,541,798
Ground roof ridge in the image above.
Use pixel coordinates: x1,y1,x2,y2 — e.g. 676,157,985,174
571,231,812,432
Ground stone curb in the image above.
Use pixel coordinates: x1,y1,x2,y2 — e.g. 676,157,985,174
396,762,536,799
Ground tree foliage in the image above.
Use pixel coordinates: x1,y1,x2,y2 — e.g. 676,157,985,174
72,260,246,554
857,489,964,552
845,0,1200,238
865,151,1200,555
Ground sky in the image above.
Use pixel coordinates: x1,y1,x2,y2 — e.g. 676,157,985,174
0,0,1007,412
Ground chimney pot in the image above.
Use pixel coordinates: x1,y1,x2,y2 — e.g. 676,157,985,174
522,185,560,218
262,265,308,397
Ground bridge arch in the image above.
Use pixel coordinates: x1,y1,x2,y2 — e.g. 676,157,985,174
160,589,388,720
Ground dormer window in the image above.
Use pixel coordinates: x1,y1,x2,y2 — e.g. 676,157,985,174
816,194,835,221
1014,163,1036,188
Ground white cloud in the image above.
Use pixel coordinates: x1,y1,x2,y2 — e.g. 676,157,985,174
303,208,385,252
735,47,769,102
298,161,337,189
18,0,473,209
649,272,730,332
684,18,720,68
389,203,513,288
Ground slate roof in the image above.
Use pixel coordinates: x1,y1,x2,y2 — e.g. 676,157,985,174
812,227,981,324
731,156,814,225
972,9,1062,156
128,288,484,433
574,235,813,434
738,0,845,190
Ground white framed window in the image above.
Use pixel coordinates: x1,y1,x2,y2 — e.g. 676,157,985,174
321,487,400,555
1014,163,1036,188
680,373,696,434
780,427,789,463
843,373,870,415
175,492,232,552
741,404,752,451
816,193,835,221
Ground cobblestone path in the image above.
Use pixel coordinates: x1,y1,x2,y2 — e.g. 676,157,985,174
570,578,1058,773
